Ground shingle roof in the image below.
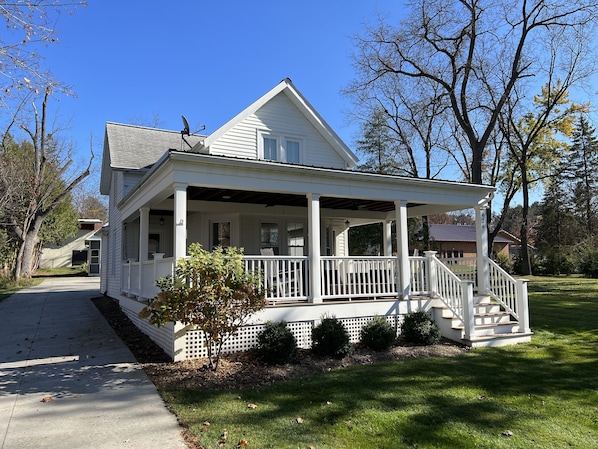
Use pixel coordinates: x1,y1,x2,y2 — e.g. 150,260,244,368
429,224,514,243
104,122,204,170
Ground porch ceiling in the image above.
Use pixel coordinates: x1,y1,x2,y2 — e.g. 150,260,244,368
184,186,417,213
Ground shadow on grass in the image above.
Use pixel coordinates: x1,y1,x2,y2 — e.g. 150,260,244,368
165,276,598,448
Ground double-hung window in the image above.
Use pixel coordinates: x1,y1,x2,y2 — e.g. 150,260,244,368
284,138,301,164
263,136,279,161
259,131,303,164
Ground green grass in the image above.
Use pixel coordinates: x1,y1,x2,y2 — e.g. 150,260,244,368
0,277,43,302
0,266,86,302
32,266,88,277
161,276,598,449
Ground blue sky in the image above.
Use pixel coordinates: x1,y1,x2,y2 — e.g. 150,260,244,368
42,0,403,179
29,0,598,206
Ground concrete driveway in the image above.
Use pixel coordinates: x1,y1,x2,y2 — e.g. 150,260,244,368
0,277,187,449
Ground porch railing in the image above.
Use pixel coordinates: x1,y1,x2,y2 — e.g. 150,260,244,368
320,256,398,300
243,256,308,304
120,254,529,337
429,256,475,338
439,256,477,286
486,256,530,333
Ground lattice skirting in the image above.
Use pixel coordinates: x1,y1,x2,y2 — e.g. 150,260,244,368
182,314,402,360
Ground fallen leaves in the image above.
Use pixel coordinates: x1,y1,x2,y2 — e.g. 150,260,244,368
40,396,54,403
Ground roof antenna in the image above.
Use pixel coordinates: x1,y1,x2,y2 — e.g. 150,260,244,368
180,115,206,149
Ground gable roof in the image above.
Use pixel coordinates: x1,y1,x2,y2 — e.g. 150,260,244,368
429,224,516,244
100,122,204,194
196,78,359,167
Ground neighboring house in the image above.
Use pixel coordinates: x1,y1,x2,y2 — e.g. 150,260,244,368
100,78,531,361
40,218,103,275
429,224,520,259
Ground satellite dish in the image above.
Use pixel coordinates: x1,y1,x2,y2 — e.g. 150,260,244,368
181,115,190,136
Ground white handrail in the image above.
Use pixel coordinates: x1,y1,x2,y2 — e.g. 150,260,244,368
485,256,519,319
431,258,467,325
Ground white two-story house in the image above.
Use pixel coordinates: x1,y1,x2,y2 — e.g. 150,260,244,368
100,78,531,361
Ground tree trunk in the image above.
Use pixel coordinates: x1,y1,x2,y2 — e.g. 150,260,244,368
14,218,43,280
519,169,533,276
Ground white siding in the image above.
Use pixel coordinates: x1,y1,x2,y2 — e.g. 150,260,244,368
106,172,124,299
209,93,346,168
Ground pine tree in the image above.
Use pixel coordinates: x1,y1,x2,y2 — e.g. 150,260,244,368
564,115,598,236
356,108,401,175
536,177,580,274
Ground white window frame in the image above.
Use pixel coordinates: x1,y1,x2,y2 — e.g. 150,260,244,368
283,137,303,164
257,130,304,164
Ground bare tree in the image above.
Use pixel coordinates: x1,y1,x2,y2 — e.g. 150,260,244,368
349,0,597,185
0,87,92,280
0,1,86,96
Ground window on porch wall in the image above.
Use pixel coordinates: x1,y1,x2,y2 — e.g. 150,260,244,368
261,222,279,255
212,221,231,249
287,222,304,256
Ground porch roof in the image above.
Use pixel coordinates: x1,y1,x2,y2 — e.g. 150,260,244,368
119,150,495,221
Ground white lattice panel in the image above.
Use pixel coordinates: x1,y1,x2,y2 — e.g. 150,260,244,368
182,315,400,359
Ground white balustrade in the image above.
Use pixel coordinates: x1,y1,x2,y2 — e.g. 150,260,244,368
243,256,308,303
320,256,399,300
486,256,519,318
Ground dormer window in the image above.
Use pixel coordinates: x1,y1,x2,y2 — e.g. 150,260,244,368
258,130,303,164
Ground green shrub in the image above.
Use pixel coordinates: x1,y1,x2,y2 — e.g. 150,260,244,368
360,316,396,351
580,249,598,278
311,316,352,358
401,311,441,345
255,321,298,365
139,244,267,371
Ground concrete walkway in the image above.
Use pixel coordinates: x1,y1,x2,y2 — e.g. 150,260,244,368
0,277,187,449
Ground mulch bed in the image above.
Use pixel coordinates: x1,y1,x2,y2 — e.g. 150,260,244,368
91,295,467,392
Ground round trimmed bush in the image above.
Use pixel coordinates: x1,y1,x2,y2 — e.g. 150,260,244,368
401,311,441,345
311,316,352,358
255,321,297,365
360,316,397,351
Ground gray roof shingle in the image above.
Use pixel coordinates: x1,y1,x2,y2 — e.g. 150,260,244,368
105,122,204,170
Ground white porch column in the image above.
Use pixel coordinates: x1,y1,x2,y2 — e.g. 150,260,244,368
475,206,490,294
308,193,322,303
394,200,410,299
139,207,150,262
138,207,150,298
383,220,393,256
173,183,188,261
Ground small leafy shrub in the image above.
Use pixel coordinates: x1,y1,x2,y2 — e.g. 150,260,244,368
360,316,396,351
493,252,513,273
580,249,598,278
139,243,267,371
401,311,441,345
255,321,298,365
311,316,352,358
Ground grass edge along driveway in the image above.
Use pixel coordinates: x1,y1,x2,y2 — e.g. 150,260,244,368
161,276,598,449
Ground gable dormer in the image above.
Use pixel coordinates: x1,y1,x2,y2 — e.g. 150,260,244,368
196,79,358,169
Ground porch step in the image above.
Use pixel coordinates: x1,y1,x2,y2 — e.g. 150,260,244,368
463,332,533,348
431,295,531,347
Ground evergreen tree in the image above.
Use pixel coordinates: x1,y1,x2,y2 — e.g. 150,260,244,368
356,108,401,175
564,115,598,236
536,177,581,274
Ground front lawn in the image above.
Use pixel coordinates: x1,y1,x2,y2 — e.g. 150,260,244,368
160,277,598,449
